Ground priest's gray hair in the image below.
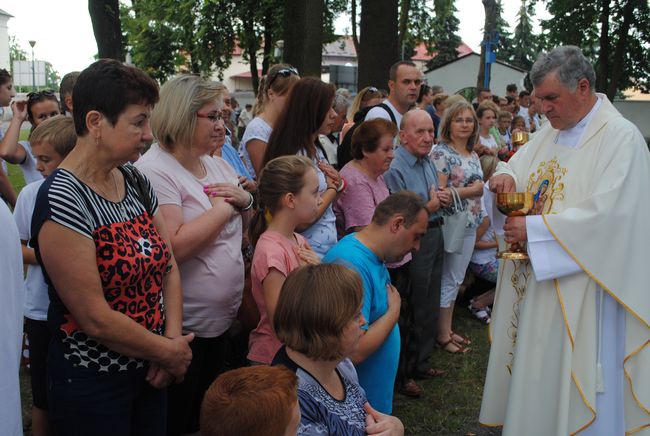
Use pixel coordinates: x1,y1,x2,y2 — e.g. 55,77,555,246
530,46,596,92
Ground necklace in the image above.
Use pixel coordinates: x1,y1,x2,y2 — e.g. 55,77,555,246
111,170,130,220
90,169,119,201
90,169,128,220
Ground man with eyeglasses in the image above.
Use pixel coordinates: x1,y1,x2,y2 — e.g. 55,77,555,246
365,61,423,128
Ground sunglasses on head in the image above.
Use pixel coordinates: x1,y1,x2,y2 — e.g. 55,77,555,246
268,67,299,88
362,87,381,101
27,90,56,102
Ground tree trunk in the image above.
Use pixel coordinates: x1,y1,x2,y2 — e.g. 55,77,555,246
358,0,399,90
243,16,260,96
398,0,411,59
88,0,123,60
262,13,274,76
476,0,498,90
595,0,610,93
282,0,325,77
606,0,635,100
351,0,360,55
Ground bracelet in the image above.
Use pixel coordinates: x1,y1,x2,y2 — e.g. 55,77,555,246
240,192,255,212
326,186,337,193
336,177,346,193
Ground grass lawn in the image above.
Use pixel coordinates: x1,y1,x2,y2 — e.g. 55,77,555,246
8,162,27,194
392,309,501,435
6,129,30,194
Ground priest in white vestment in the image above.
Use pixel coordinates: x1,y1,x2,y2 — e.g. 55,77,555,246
0,198,25,436
479,46,649,435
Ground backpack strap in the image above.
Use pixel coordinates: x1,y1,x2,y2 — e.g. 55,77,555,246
375,102,398,125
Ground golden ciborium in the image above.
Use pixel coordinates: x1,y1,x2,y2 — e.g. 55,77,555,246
496,192,534,260
511,131,529,147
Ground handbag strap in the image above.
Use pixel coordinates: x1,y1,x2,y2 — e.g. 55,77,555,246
123,166,153,216
449,186,464,212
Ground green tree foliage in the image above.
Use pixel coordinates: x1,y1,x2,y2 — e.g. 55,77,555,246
541,0,649,97
121,0,345,86
541,0,599,59
427,0,462,69
398,0,435,59
9,35,28,71
44,62,61,89
324,0,350,43
494,0,515,62
510,0,538,70
234,0,282,94
121,0,237,82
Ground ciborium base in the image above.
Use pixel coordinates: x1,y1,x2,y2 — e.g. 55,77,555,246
497,251,529,260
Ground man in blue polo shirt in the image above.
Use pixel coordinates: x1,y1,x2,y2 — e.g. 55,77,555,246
383,109,451,398
323,192,428,414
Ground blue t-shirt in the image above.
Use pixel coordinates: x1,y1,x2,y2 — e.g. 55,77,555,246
323,234,400,414
220,137,253,180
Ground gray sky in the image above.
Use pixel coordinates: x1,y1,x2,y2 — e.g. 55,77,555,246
4,0,549,77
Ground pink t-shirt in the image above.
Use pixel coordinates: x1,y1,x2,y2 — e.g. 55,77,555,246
333,162,411,267
334,162,390,237
248,230,308,364
135,144,244,338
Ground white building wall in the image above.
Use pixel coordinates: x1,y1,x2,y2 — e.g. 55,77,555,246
613,100,650,141
424,54,526,96
0,13,12,70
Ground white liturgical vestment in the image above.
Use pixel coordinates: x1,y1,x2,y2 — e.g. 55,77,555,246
0,199,25,436
480,95,649,435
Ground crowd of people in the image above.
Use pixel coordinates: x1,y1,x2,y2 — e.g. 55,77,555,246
0,43,647,436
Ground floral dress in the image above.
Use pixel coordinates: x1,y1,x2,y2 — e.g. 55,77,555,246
430,142,485,228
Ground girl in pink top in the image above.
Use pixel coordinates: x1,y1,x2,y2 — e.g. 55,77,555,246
248,155,322,364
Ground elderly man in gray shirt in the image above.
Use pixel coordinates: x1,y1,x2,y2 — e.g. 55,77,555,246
383,109,450,398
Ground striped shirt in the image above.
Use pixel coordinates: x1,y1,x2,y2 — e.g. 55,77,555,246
31,165,170,372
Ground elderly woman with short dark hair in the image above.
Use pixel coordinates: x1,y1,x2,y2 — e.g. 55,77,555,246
333,118,397,237
32,59,192,435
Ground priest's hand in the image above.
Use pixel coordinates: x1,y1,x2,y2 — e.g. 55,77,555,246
489,174,516,193
504,216,526,243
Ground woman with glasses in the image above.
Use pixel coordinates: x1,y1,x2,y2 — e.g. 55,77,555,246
0,90,61,184
429,100,485,354
241,64,299,178
264,77,342,258
136,75,253,435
